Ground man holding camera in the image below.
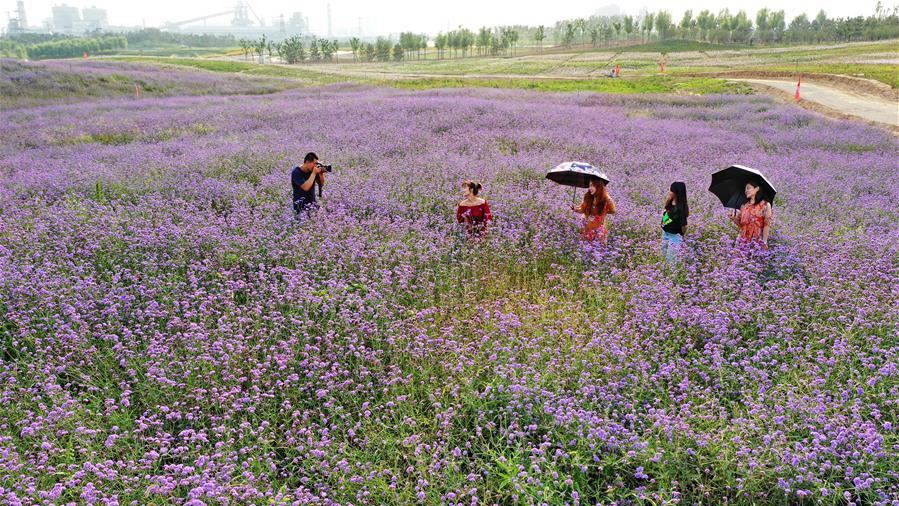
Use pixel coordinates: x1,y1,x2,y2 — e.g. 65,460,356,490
291,152,326,215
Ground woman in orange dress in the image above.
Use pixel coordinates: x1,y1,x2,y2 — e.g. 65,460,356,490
571,178,616,243
730,180,773,249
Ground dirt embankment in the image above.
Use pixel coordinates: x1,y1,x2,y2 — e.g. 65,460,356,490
688,70,897,101
740,80,899,134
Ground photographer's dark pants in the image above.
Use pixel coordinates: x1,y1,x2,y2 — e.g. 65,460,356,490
293,200,316,219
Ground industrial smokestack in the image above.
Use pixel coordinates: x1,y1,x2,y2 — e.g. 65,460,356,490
16,0,27,29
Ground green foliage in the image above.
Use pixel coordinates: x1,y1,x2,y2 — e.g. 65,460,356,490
392,43,404,61
309,38,320,61
278,36,306,64
398,32,427,60
375,37,392,62
125,28,235,48
349,37,361,61
23,35,127,60
0,39,27,58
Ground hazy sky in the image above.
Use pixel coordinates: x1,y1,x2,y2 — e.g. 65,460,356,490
10,0,889,36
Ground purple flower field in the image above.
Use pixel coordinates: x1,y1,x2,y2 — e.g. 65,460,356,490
0,61,897,505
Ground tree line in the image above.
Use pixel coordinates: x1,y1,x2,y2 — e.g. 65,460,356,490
124,28,236,48
260,3,897,63
237,34,428,63
2,4,895,63
433,27,522,58
549,2,898,48
238,35,344,64
0,28,234,60
1,35,127,60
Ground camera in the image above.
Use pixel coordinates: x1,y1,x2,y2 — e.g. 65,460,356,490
316,162,333,173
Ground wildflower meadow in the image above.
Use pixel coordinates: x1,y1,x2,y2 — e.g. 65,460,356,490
0,60,896,506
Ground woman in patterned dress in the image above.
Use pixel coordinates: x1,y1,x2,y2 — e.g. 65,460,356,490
730,180,773,249
571,178,616,243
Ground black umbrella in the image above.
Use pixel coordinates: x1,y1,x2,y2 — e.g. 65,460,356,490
709,164,777,210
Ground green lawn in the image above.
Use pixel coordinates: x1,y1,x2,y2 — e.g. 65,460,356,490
749,63,899,88
110,49,895,92
390,75,753,94
744,40,899,61
114,47,235,57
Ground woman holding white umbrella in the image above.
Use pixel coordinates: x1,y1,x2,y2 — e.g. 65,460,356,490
546,161,617,244
571,178,616,243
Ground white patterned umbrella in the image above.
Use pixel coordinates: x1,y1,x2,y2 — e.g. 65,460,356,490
545,161,610,188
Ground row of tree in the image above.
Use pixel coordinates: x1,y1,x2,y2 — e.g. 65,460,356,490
431,27,523,58
238,35,344,64
550,3,898,48
0,28,236,59
125,28,236,48
0,35,127,60
239,34,418,63
232,3,897,66
2,5,895,63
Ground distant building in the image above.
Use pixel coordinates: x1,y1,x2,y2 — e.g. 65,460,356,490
52,4,80,32
82,6,108,31
6,18,23,34
16,0,28,29
286,12,309,34
593,4,622,17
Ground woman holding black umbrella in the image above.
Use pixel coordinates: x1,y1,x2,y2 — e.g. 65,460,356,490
709,165,776,250
730,179,774,249
571,178,616,243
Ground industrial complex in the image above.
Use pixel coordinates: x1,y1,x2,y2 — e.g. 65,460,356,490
3,1,332,40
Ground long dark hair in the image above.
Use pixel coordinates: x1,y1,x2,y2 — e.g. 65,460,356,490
582,179,610,216
667,181,689,218
746,178,769,205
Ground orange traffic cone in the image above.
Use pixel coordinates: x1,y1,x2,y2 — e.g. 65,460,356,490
795,76,801,102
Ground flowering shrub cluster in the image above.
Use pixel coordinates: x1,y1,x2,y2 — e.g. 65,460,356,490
0,62,896,505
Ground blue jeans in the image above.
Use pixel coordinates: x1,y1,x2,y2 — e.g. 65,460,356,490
662,231,683,263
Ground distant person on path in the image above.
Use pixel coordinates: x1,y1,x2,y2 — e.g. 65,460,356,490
571,178,616,243
291,152,325,216
661,182,689,263
730,180,773,249
457,180,492,237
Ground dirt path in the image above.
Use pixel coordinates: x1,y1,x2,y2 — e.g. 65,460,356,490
729,78,898,127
